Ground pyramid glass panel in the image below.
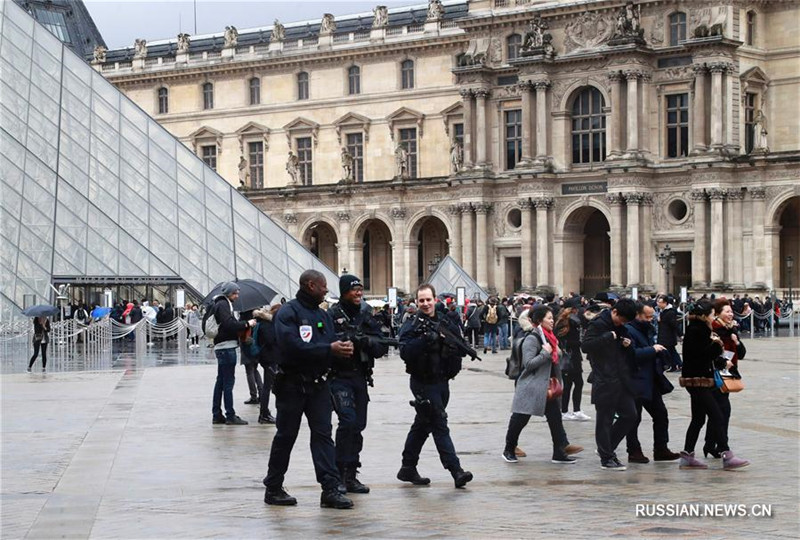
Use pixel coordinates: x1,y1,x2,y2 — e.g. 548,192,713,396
427,256,489,301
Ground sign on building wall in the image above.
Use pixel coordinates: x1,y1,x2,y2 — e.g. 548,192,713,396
561,182,608,195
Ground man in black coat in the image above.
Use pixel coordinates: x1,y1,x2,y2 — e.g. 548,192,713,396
581,298,637,471
263,270,355,509
656,295,682,371
624,303,680,464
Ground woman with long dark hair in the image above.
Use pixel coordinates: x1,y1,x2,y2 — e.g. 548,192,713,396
27,316,50,373
555,299,590,422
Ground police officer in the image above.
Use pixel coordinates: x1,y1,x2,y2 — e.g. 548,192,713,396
328,274,390,494
396,283,474,488
263,270,355,509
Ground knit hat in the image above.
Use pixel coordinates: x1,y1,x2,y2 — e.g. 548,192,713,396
221,281,240,297
339,274,363,295
564,296,581,309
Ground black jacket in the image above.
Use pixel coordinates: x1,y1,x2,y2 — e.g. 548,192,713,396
657,307,681,347
274,289,336,379
681,320,724,379
465,304,482,328
556,314,583,373
625,319,670,401
32,318,51,343
328,300,389,378
581,309,633,391
398,311,467,382
212,296,248,346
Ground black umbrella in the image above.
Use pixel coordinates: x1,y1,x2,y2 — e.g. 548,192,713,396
21,305,59,317
202,279,278,312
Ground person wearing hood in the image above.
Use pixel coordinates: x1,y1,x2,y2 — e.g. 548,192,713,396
656,295,682,372
253,304,281,423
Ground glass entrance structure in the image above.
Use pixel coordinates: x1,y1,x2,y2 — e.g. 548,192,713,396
0,1,337,321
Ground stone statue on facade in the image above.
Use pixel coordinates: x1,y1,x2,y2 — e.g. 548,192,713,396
177,33,190,53
450,142,463,174
238,155,250,186
427,0,444,22
608,1,645,45
341,147,355,182
693,7,726,38
395,144,409,179
272,20,285,41
133,39,147,59
752,110,769,153
320,13,336,34
92,45,107,63
520,16,555,58
458,39,488,67
286,151,300,185
224,26,238,48
373,5,388,28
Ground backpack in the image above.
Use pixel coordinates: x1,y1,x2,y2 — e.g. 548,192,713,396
202,303,219,340
486,305,498,324
505,331,543,380
247,322,263,357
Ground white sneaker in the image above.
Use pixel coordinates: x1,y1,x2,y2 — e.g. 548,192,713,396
562,412,576,421
572,410,592,421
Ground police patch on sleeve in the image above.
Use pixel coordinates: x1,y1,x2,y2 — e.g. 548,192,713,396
299,325,313,343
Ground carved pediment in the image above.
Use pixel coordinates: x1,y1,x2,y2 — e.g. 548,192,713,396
387,107,425,140
236,121,270,153
333,112,371,144
188,125,223,153
740,66,770,86
283,117,320,147
440,102,464,136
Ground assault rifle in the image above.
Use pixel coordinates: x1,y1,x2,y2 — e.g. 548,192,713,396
415,316,482,362
336,320,399,350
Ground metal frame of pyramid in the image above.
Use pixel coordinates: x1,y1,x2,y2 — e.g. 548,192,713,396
0,1,337,321
425,255,489,301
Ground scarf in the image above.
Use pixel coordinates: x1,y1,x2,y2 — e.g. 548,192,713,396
541,326,559,364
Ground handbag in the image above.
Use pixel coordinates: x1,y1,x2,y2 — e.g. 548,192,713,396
546,376,563,401
713,370,723,388
721,375,744,393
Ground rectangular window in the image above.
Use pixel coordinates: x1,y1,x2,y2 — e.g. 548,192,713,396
746,12,756,46
399,128,418,178
34,8,71,43
158,88,168,114
744,92,756,154
505,110,522,170
201,145,217,171
249,78,260,105
297,137,312,185
669,13,686,46
298,73,309,100
453,123,464,147
248,141,264,188
348,67,361,95
666,93,689,158
203,84,214,110
401,61,415,90
346,133,364,183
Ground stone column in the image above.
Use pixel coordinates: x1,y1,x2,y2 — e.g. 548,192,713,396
461,203,475,277
390,207,409,292
518,82,533,164
625,70,640,154
624,193,642,287
691,65,707,154
447,204,463,266
641,194,654,288
709,62,726,151
474,89,490,167
750,187,767,287
534,81,550,161
727,189,745,288
708,188,727,287
534,197,552,289
474,203,491,288
335,211,352,274
691,190,708,287
460,89,474,168
518,198,534,289
606,71,623,158
607,193,625,288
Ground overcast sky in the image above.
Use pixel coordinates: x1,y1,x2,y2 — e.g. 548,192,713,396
85,0,419,49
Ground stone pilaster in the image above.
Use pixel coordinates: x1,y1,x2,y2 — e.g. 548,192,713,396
691,190,708,288
749,187,767,288
518,198,534,289
727,189,745,288
533,197,553,290
335,211,352,274
691,65,708,154
624,70,641,156
473,89,490,167
460,203,475,277
708,188,727,287
518,82,534,165
390,206,409,292
624,193,644,287
474,202,492,288
640,194,654,290
447,204,463,266
459,89,474,169
533,81,550,162
606,71,623,158
606,193,626,288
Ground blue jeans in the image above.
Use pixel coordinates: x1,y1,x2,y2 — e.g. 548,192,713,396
401,378,460,470
212,348,238,418
330,376,369,468
498,322,510,349
483,325,498,351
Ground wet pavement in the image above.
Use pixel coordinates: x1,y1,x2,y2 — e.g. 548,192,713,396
1,337,798,539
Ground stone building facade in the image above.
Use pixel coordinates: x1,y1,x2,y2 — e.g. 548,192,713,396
99,0,799,297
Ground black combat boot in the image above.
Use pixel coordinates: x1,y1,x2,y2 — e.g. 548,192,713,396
396,466,431,485
449,466,473,488
320,488,354,509
344,466,370,494
264,486,297,506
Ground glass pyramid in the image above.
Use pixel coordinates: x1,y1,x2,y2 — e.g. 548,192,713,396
0,1,337,321
426,256,489,301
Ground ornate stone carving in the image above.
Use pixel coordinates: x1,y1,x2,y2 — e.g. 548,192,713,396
283,213,297,225
286,152,300,185
272,20,285,42
708,61,734,74
517,198,533,209
623,192,645,204
533,80,551,91
224,26,238,48
649,9,666,45
373,6,388,28
92,45,107,63
707,188,727,200
459,202,474,213
320,14,336,35
748,187,766,200
520,16,555,58
394,145,410,180
133,39,147,59
607,70,624,83
690,189,707,202
609,1,645,45
549,79,572,109
426,0,444,22
450,142,463,174
473,88,491,100
390,207,407,220
335,211,351,222
532,197,553,209
564,11,614,53
751,110,769,154
653,193,694,231
340,147,354,182
606,192,625,205
474,202,493,214
238,156,249,187
446,204,461,216
691,6,726,38
726,188,745,201
177,33,190,53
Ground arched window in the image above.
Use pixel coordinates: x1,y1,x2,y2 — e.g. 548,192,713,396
507,34,522,61
157,87,168,114
571,87,606,165
297,71,309,100
401,59,414,89
669,12,686,45
249,77,260,105
746,11,756,46
348,66,361,95
202,82,213,110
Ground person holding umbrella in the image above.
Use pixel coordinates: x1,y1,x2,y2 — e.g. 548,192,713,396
28,316,51,373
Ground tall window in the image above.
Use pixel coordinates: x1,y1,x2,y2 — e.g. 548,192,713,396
157,87,168,114
202,82,214,110
249,78,261,105
505,110,522,169
399,128,418,178
297,137,312,185
248,141,264,188
669,12,686,45
744,92,757,154
746,11,756,46
346,133,364,183
453,123,464,147
401,60,415,89
348,66,361,95
34,8,70,42
201,145,217,170
297,72,309,100
571,87,606,165
507,34,522,61
666,93,689,158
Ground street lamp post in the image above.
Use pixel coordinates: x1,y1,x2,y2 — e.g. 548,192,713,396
787,256,794,306
656,244,677,295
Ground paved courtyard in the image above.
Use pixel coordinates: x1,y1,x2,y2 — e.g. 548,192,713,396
2,337,798,539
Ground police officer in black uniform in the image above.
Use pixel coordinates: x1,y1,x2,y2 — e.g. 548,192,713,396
396,283,474,488
328,274,390,494
263,270,355,509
